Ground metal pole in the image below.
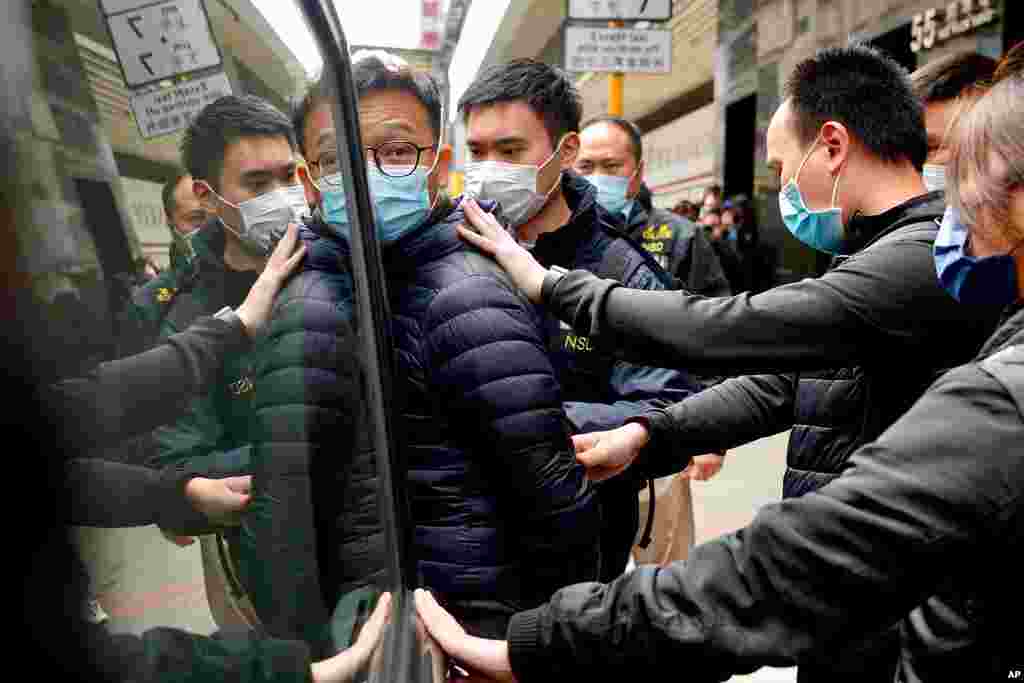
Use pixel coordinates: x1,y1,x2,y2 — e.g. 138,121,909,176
608,20,624,115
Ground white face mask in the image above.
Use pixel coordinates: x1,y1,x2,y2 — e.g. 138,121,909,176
463,138,565,228
922,163,946,193
207,183,307,256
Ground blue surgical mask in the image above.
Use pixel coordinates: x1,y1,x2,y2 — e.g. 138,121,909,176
778,137,846,254
933,205,1022,306
587,173,636,219
319,165,435,244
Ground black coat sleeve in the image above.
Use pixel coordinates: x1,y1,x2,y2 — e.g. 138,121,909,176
43,315,250,453
543,226,961,375
636,373,795,480
682,226,732,297
506,362,1024,680
64,457,223,535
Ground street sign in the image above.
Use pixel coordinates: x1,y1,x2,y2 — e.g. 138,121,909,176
103,0,223,88
564,26,672,73
130,70,232,139
567,0,672,21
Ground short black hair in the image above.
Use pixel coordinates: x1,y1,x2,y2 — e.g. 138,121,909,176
459,59,581,147
181,94,296,191
910,51,997,103
784,44,928,171
293,57,443,160
581,115,643,163
161,171,189,218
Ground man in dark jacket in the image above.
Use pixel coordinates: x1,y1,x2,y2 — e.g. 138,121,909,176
458,59,704,581
576,115,731,297
574,114,728,565
449,44,1003,681
270,52,601,650
144,95,312,627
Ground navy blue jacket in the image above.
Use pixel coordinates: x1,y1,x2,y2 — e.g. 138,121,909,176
532,172,701,433
385,199,600,636
246,204,601,647
530,172,702,580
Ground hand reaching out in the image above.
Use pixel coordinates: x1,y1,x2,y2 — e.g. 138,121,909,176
456,199,548,304
235,223,307,337
312,592,392,683
572,422,650,483
414,589,516,682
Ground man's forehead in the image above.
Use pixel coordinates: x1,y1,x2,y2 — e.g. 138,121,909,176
466,100,547,142
306,103,334,149
225,135,295,165
580,124,629,155
359,90,433,138
765,100,798,161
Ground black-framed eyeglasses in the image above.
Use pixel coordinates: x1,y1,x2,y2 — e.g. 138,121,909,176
317,141,436,179
365,141,436,177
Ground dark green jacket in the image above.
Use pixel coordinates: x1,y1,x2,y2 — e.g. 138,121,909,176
118,254,198,357
149,221,257,477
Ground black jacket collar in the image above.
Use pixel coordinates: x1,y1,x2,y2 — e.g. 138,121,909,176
846,191,945,254
532,171,603,268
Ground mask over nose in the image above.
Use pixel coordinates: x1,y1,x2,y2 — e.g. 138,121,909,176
933,205,1023,306
778,136,845,254
588,171,637,219
319,164,438,243
318,124,443,244
463,137,567,229
206,183,308,256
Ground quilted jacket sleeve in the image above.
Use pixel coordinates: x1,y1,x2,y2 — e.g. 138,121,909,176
244,234,383,655
636,373,796,480
424,269,602,606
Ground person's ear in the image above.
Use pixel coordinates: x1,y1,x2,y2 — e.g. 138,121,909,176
193,180,218,214
629,160,645,198
432,144,452,194
820,121,850,175
296,164,320,207
559,133,580,170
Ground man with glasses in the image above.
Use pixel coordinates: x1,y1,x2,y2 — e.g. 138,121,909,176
267,51,601,650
